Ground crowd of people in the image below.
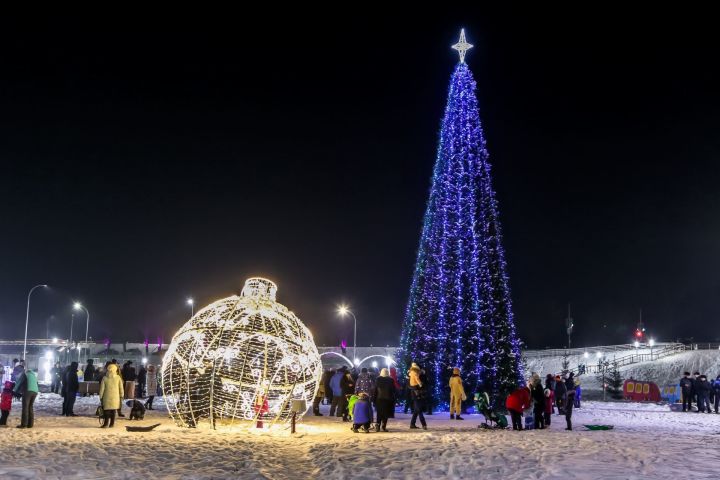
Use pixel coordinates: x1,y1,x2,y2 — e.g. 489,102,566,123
506,372,581,431
0,357,160,429
679,371,720,413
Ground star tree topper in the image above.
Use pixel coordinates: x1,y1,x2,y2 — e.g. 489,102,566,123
451,28,473,63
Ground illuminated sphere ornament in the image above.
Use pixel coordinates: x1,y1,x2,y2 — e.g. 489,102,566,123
161,278,322,428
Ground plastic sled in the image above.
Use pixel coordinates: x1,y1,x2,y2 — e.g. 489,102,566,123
583,424,614,431
125,423,161,432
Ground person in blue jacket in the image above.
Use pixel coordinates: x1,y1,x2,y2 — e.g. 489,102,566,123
328,367,345,417
351,392,373,433
712,375,720,414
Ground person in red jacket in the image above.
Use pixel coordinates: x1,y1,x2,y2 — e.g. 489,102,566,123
505,386,531,431
1,380,14,426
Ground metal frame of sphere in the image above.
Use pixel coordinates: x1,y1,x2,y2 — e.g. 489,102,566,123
161,277,322,429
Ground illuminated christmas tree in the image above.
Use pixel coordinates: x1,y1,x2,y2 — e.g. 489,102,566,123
399,30,522,407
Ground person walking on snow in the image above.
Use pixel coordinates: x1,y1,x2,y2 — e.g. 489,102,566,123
312,371,327,416
145,364,158,410
99,363,124,428
530,373,545,429
506,385,531,431
449,367,466,420
695,374,712,413
554,375,567,415
13,368,39,429
712,375,720,414
373,368,396,432
355,368,375,397
565,373,575,430
408,363,427,430
543,378,555,427
680,372,694,412
83,359,96,383
0,380,14,426
62,361,79,416
328,368,345,417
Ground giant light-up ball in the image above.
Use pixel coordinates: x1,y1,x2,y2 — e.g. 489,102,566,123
161,277,322,428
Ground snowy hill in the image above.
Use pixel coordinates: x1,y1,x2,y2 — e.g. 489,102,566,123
524,347,720,391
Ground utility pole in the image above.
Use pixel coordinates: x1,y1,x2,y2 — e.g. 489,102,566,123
565,303,574,349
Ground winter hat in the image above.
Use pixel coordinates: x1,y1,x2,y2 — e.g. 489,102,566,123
555,375,561,381
699,375,707,380
411,362,420,369
693,371,700,376
380,368,389,377
107,364,118,374
684,372,690,376
453,367,460,375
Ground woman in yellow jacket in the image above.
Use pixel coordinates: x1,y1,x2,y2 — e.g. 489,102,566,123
449,367,466,420
99,363,124,428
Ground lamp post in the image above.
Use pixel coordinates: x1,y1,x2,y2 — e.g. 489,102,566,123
73,302,89,363
337,305,358,365
23,284,48,360
187,298,194,318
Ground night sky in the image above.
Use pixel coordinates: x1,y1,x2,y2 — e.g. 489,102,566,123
1,12,719,349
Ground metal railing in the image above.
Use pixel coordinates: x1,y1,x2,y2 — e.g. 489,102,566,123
573,343,686,374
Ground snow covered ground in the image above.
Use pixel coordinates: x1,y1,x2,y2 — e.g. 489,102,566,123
1,394,720,479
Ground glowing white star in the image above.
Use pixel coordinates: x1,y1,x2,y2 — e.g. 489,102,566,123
451,28,473,63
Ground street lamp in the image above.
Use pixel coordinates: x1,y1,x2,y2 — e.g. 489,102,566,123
337,305,357,365
23,284,48,360
73,302,89,363
187,298,194,318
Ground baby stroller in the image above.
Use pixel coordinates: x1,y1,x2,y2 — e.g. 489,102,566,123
474,392,508,429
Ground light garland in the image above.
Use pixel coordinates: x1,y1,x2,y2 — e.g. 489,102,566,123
161,277,322,428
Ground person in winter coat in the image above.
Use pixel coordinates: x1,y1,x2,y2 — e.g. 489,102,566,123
695,375,712,413
530,373,545,429
692,371,700,406
50,362,62,394
144,364,158,410
544,380,555,427
340,370,355,422
352,392,373,433
11,360,24,383
574,378,582,408
62,362,80,416
137,364,147,398
0,380,14,426
355,368,375,397
13,368,39,429
99,363,124,428
373,368,396,432
679,372,694,412
324,369,334,405
506,386,531,431
408,363,422,388
449,367,466,420
712,375,720,414
554,375,567,415
565,387,576,430
313,371,327,416
83,359,96,383
566,372,576,393
328,368,345,417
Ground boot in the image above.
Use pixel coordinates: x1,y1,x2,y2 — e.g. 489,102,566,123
456,416,464,420
352,426,359,433
450,414,455,420
375,423,380,432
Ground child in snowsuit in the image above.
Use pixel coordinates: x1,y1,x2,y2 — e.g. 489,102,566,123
449,367,466,420
1,381,14,426
352,392,373,433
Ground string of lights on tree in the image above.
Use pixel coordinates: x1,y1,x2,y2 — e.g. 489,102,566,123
399,29,523,406
161,277,322,429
